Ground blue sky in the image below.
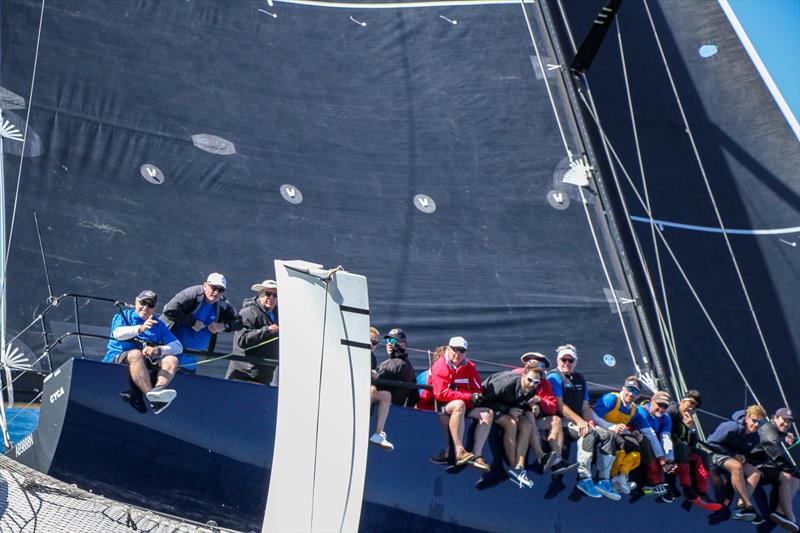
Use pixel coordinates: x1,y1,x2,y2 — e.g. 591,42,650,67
729,0,800,120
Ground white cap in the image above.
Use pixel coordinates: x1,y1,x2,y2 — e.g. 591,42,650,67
206,272,227,289
251,279,278,292
448,336,468,350
557,344,577,360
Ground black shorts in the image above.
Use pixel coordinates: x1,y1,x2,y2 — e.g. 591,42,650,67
759,465,785,486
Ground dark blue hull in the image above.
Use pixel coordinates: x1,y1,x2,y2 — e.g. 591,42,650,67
10,359,771,532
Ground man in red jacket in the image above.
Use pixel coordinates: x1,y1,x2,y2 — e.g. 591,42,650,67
431,336,493,471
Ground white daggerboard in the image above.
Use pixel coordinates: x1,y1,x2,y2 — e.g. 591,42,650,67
263,260,371,533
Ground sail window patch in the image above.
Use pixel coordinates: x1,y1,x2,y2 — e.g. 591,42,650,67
414,194,436,214
698,44,719,58
140,164,165,185
191,134,236,155
280,184,303,204
547,190,570,210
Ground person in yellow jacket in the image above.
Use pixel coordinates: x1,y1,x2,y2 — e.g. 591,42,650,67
592,376,666,496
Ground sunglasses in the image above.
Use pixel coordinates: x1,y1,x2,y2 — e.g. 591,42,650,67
386,338,399,345
208,284,225,293
656,402,669,410
559,358,576,364
525,361,546,369
450,347,467,354
626,386,640,396
525,376,541,386
138,300,156,309
262,291,277,298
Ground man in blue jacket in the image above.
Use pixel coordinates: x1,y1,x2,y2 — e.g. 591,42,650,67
706,404,767,523
104,290,183,414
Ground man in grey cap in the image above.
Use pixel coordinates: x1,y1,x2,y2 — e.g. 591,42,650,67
103,290,183,414
161,273,241,372
750,407,799,531
226,279,279,385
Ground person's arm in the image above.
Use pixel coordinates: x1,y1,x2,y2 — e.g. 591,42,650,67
162,287,200,327
592,394,617,429
642,425,665,458
159,339,183,356
236,310,278,351
113,325,140,340
220,301,243,332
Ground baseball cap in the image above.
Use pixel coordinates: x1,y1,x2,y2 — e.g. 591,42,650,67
652,391,671,405
206,272,227,289
136,290,157,306
448,336,468,350
624,377,641,390
775,407,794,421
251,279,278,292
556,344,578,361
384,328,406,341
521,352,550,369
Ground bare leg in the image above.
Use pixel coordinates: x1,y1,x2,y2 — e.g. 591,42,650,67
743,463,761,501
370,386,391,434
527,412,544,462
155,356,178,388
724,459,753,508
548,416,564,457
469,408,494,457
776,472,799,521
494,416,517,466
126,351,153,393
445,400,466,452
516,416,533,468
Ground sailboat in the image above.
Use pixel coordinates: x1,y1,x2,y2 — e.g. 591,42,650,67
0,0,796,531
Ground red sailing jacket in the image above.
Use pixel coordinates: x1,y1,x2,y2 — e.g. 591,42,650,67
431,356,483,409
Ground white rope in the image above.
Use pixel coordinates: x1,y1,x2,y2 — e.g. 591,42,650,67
576,89,762,406
615,19,688,399
519,0,571,157
641,0,792,419
518,0,642,375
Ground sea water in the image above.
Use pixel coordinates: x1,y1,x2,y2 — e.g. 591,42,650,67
6,407,40,444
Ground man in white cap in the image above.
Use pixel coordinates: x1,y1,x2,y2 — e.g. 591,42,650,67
161,273,241,372
430,336,493,472
226,279,279,385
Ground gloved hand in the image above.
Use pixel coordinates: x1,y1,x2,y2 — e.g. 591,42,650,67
663,461,677,474
470,393,484,406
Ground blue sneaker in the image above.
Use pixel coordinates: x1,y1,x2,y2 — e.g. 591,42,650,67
595,479,622,501
576,477,602,498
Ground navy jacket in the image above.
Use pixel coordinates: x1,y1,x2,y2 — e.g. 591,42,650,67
706,410,761,456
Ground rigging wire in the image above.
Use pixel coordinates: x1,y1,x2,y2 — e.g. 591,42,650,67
576,89,762,409
641,0,795,435
615,19,688,399
518,0,643,378
2,0,46,308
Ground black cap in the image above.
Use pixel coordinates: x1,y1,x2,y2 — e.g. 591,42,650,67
383,328,406,341
775,407,794,421
136,290,157,306
624,377,641,390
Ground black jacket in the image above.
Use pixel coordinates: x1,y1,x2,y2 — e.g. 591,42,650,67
376,353,418,407
161,284,241,352
226,297,278,384
481,370,536,415
749,420,797,474
666,403,700,447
